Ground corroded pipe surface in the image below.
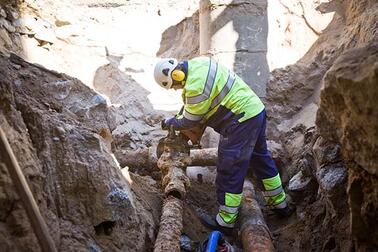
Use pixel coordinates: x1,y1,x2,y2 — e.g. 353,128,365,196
154,133,190,251
162,166,189,198
240,180,274,252
154,196,183,252
190,147,218,167
118,147,218,169
157,150,190,199
116,147,158,169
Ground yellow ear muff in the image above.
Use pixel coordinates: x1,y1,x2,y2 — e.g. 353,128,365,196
171,69,185,82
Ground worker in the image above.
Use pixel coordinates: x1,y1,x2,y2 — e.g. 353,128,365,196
153,57,295,234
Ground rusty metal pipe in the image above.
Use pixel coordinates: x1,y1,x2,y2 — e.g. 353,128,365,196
240,180,274,252
154,196,183,252
117,147,218,169
153,133,190,252
189,147,218,167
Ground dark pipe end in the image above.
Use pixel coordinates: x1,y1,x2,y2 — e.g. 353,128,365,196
167,190,183,200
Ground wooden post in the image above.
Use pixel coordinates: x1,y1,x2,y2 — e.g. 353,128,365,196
0,127,57,252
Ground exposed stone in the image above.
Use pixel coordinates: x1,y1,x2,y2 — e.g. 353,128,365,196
157,10,199,60
348,165,378,250
0,46,10,57
0,28,12,47
55,11,72,27
312,137,342,167
12,18,21,28
2,6,19,21
317,44,378,176
0,8,6,18
0,54,160,251
316,164,347,195
317,43,378,250
288,169,318,203
266,1,377,250
0,17,15,33
8,9,19,20
288,170,312,192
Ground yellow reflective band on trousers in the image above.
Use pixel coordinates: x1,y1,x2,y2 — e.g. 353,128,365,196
262,174,286,207
218,209,238,225
218,192,242,224
225,192,242,207
264,190,286,207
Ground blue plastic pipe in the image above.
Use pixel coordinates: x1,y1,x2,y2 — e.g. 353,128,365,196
205,231,222,252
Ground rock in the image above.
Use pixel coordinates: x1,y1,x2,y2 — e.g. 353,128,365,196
0,18,15,33
0,29,12,47
316,163,348,219
348,165,378,250
48,79,73,100
0,8,6,18
11,63,21,70
157,11,199,60
12,18,21,28
266,64,322,140
90,94,107,107
107,184,131,209
317,44,378,176
312,137,347,214
316,164,347,195
0,46,10,57
288,169,318,203
2,7,19,21
8,9,19,20
55,11,72,27
312,137,342,166
88,241,102,252
316,43,378,250
0,54,159,251
56,126,66,135
289,170,313,192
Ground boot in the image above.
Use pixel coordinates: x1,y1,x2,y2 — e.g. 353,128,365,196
272,204,296,218
198,213,234,236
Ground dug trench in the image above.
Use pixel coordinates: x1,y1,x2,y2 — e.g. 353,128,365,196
0,0,377,251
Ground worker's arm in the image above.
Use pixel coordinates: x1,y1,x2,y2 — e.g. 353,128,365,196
164,95,210,130
163,106,198,130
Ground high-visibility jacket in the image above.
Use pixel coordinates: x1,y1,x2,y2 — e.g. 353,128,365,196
166,57,265,134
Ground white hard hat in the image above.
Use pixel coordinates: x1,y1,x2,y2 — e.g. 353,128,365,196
154,58,178,89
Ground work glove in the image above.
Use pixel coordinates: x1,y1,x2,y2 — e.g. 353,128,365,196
180,124,205,145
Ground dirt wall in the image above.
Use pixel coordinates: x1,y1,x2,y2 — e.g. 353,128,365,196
0,53,162,251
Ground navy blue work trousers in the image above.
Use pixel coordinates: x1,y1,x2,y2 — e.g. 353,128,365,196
216,109,279,205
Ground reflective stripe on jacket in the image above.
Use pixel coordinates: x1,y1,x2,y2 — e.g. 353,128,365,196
182,57,265,131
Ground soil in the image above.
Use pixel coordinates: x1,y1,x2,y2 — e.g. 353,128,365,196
0,0,377,251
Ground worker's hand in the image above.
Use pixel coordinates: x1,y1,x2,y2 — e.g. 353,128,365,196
180,124,205,145
161,119,169,130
